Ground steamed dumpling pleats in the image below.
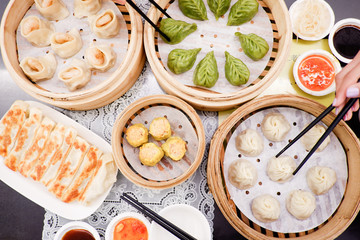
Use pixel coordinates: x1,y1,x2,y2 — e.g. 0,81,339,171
51,29,83,59
89,9,120,38
58,59,91,91
20,53,57,82
4,108,43,171
0,101,29,157
167,48,201,74
74,0,101,18
301,124,330,152
193,51,219,88
227,0,259,26
208,0,231,20
35,0,69,21
179,0,208,20
20,15,54,47
85,44,116,72
235,32,269,61
224,51,250,86
159,18,197,44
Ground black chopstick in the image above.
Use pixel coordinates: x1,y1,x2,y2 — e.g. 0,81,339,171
120,193,197,240
149,0,172,18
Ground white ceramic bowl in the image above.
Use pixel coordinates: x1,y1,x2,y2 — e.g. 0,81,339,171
289,0,335,41
105,212,151,240
54,221,100,240
293,49,341,96
328,18,360,63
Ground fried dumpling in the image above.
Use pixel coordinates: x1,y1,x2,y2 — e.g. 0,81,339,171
228,159,257,189
74,0,101,18
161,136,187,161
159,18,197,44
149,117,172,141
126,123,149,148
227,0,259,26
193,51,219,88
235,32,269,61
35,0,69,21
58,59,91,91
50,28,82,59
85,44,116,72
20,53,57,82
139,143,164,167
252,194,280,222
167,48,201,74
20,15,55,47
235,129,264,157
89,9,120,38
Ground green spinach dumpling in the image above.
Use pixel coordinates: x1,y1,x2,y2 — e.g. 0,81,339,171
179,0,208,20
227,0,259,26
225,51,250,86
167,48,201,74
159,18,197,44
207,0,231,20
235,32,269,61
193,51,219,88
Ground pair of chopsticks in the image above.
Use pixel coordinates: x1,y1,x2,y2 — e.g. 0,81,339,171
120,193,197,240
276,97,358,175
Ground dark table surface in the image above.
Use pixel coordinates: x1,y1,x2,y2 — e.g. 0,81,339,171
0,0,359,239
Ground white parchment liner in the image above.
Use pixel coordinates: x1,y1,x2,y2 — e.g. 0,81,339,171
16,0,128,93
123,106,199,181
223,107,347,233
158,0,273,94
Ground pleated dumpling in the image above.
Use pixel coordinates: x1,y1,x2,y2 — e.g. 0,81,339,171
301,124,330,152
58,59,91,91
20,15,54,47
85,44,116,72
20,53,57,82
228,159,257,190
35,0,69,21
50,28,83,59
74,0,101,18
307,166,337,195
261,113,291,142
235,129,264,157
89,9,120,38
267,156,296,183
286,190,316,220
252,194,280,222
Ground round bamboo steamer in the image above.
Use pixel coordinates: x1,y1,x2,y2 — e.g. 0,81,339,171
0,0,144,110
207,94,360,239
112,94,206,189
144,0,292,111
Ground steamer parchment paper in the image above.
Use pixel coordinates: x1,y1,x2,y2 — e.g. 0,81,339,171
223,107,347,233
158,1,273,94
122,106,199,181
16,0,128,93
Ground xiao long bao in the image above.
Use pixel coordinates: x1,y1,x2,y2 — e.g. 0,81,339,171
261,112,291,142
307,166,337,195
228,159,258,190
235,129,264,157
251,194,281,222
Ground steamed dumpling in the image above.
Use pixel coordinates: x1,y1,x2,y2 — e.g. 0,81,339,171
161,136,187,161
50,28,82,59
235,129,264,157
267,156,296,183
307,166,337,195
179,0,208,20
149,117,172,141
89,9,120,38
235,32,269,61
228,159,257,189
35,0,69,21
261,113,291,141
139,143,164,167
74,0,101,18
252,194,280,222
20,53,57,82
125,123,148,148
227,0,258,26
85,44,116,72
58,59,91,91
301,124,330,152
159,18,197,44
20,15,54,47
286,190,316,220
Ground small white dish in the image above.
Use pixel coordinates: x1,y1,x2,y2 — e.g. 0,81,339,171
54,221,100,240
289,0,335,41
105,212,151,240
328,18,360,63
293,49,341,96
149,204,212,240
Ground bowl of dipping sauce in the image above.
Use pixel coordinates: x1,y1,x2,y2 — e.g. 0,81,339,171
54,221,100,240
105,212,151,240
289,0,335,41
328,18,360,63
293,49,341,96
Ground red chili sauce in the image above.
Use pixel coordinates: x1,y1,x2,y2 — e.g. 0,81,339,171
113,218,148,240
297,54,335,91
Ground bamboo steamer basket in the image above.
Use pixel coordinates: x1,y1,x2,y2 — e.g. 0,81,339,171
112,94,206,189
144,0,292,111
0,0,145,110
207,95,360,239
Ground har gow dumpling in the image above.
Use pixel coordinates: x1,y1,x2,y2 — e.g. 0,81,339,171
261,113,291,142
35,0,69,21
85,44,116,72
301,124,330,152
267,156,296,182
89,9,120,39
307,166,337,195
228,159,257,189
50,28,82,59
286,190,316,220
74,0,101,18
20,53,57,82
235,129,264,157
58,59,91,91
20,15,54,47
251,194,280,222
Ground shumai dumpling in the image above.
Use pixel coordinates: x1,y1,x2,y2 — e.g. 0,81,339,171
267,156,296,183
20,53,57,82
261,113,291,142
286,190,316,220
301,124,330,152
50,28,82,59
20,15,54,47
228,159,257,189
161,136,187,161
149,117,172,141
235,129,264,157
85,44,116,72
74,0,101,18
89,9,120,39
35,0,69,21
58,59,91,91
126,123,149,148
139,143,164,167
235,32,269,61
252,194,280,222
307,166,337,195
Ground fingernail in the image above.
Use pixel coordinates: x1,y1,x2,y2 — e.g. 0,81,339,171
332,98,337,106
346,87,360,98
335,108,339,115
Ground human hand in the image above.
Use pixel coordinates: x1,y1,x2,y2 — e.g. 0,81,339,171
332,50,360,121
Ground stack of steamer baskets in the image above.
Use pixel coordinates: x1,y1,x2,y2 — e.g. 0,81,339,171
144,0,292,111
0,0,144,110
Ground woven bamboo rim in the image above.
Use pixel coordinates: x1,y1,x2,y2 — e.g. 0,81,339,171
207,94,360,239
111,94,206,189
0,0,144,110
144,0,292,111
